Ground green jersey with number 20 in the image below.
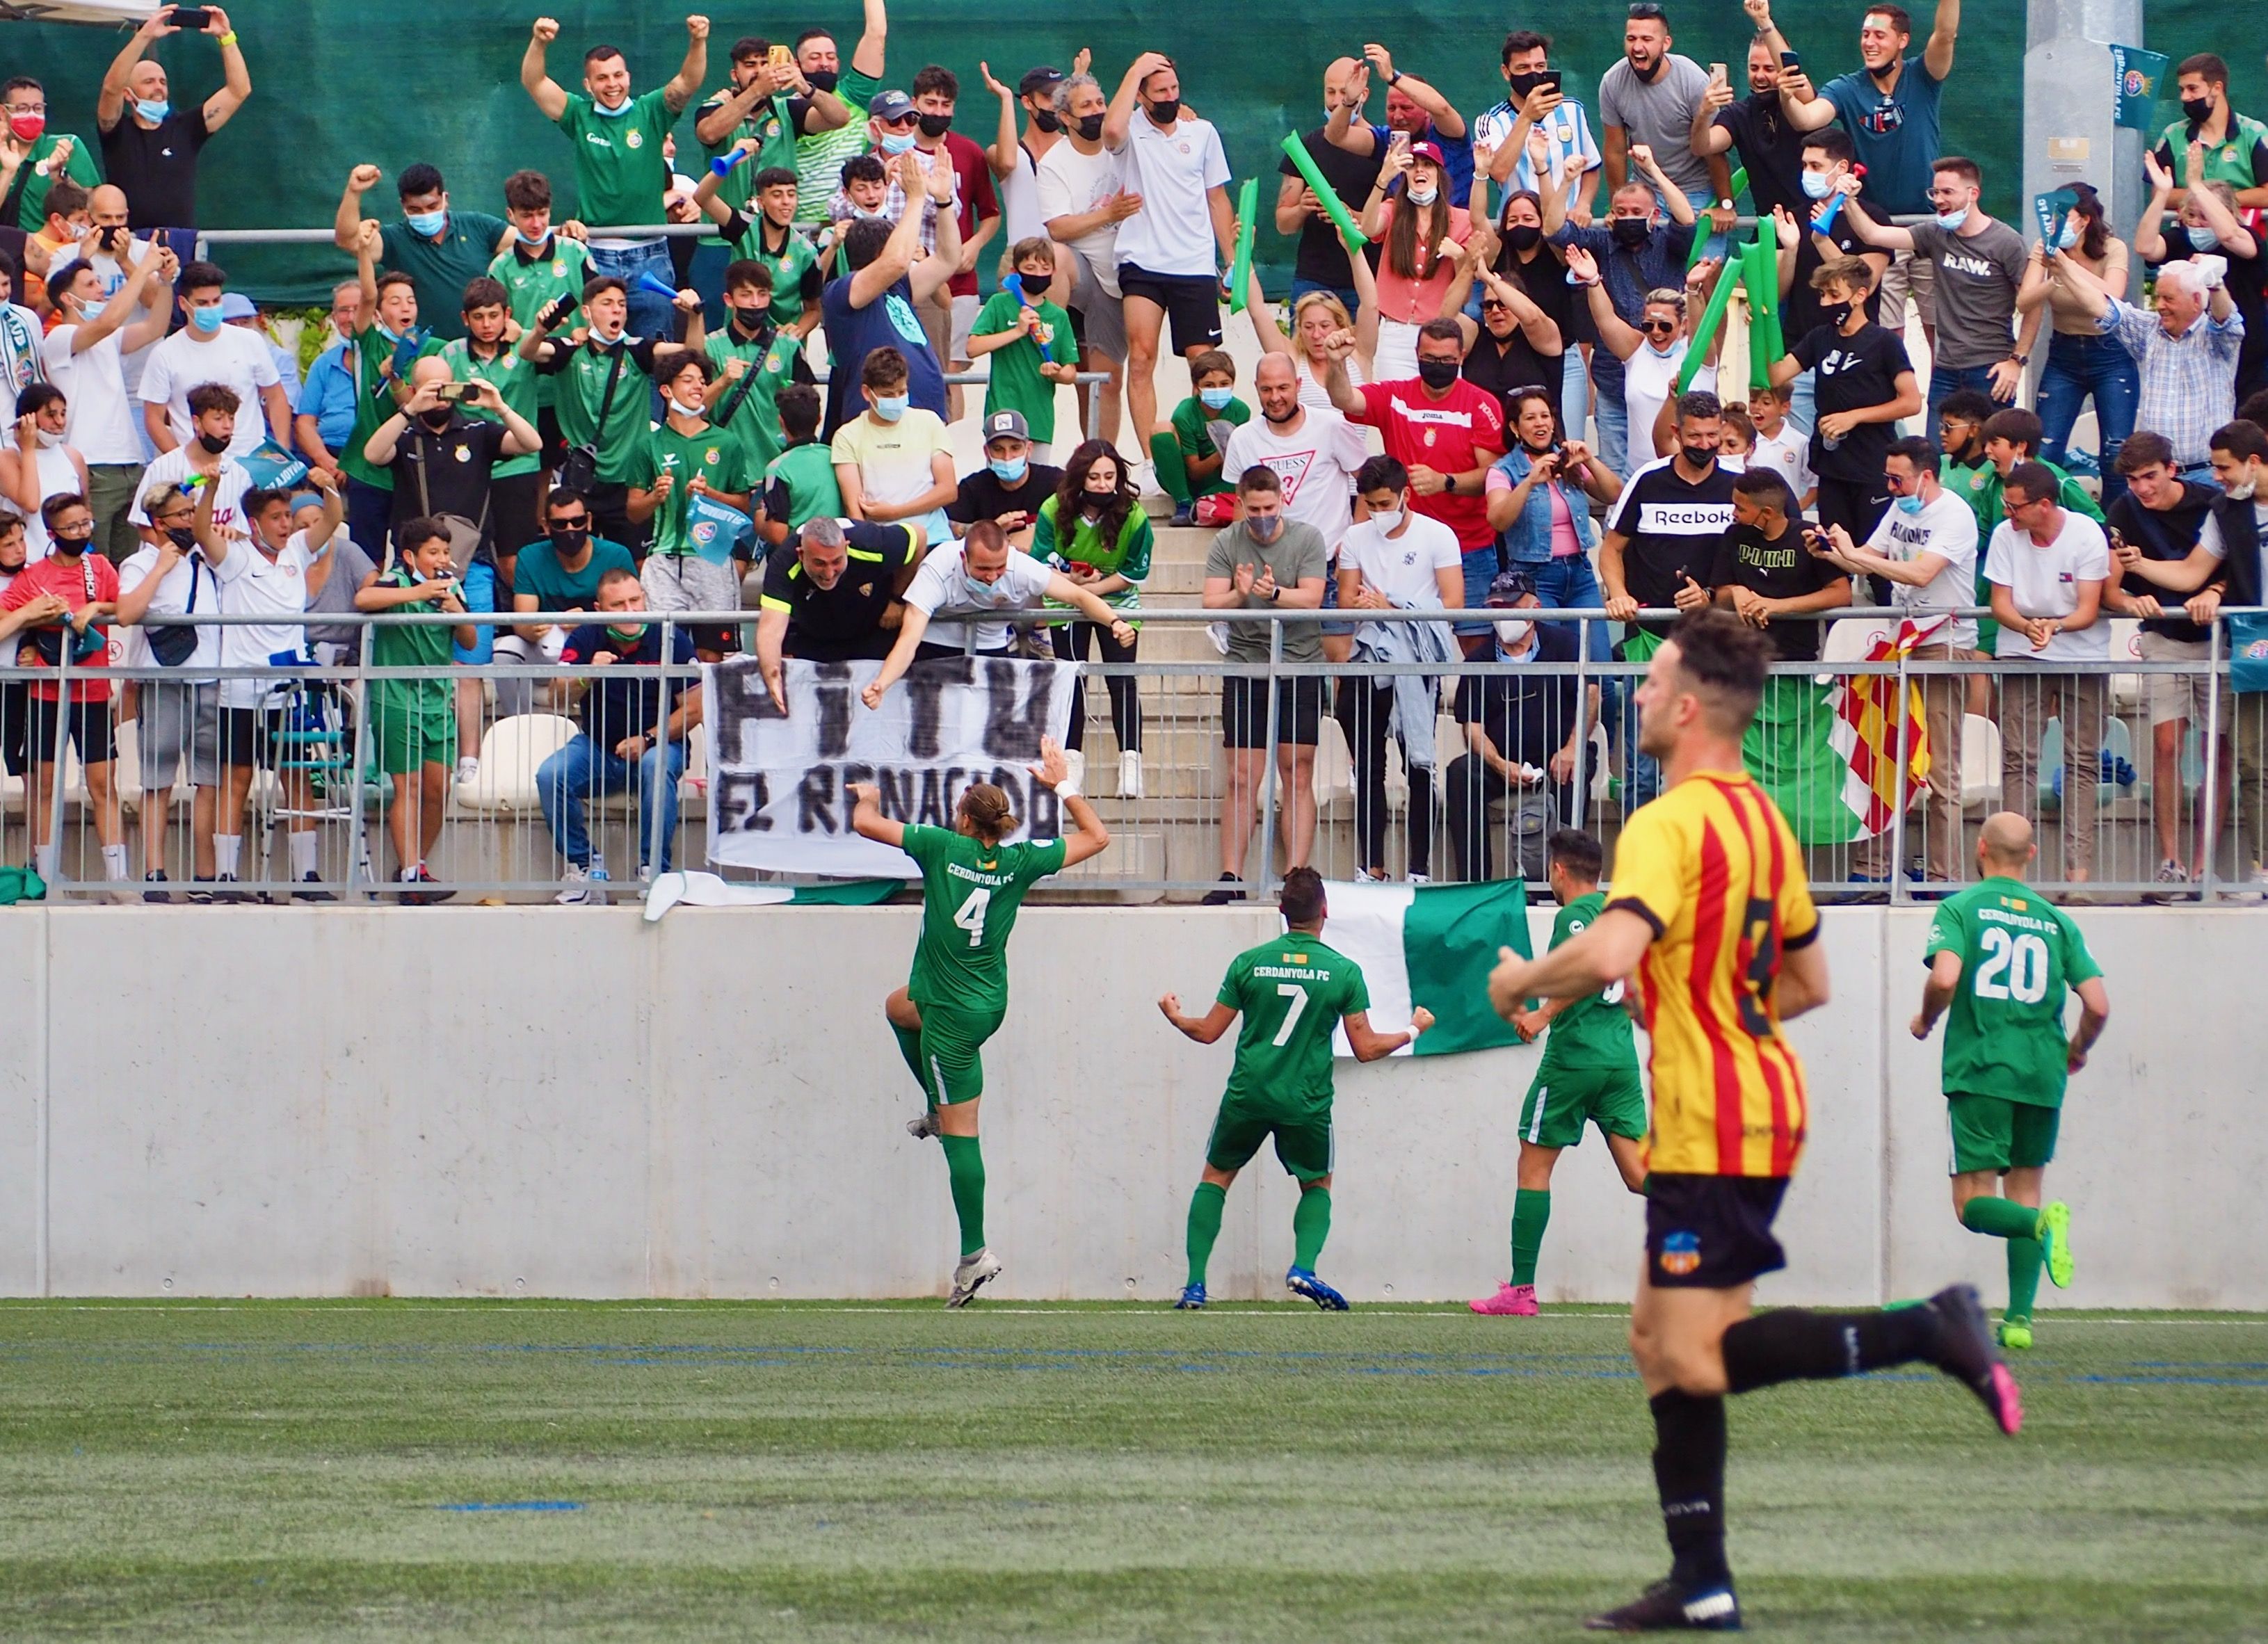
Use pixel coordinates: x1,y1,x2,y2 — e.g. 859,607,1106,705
1218,936,1370,1120
1536,890,1640,1072
903,824,1068,1013
1925,876,2102,1108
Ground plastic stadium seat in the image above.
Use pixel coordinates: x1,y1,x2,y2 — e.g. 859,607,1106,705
112,716,143,809
1960,714,2001,812
1820,616,1892,666
456,714,577,814
1311,714,1354,813
2109,618,2144,713
678,722,709,819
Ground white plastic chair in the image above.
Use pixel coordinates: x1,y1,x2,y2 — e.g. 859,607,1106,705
1310,714,1354,814
2108,618,2144,714
455,714,577,814
1959,714,2002,812
1820,616,1892,666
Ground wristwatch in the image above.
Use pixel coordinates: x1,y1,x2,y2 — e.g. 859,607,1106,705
1443,472,1458,494
2010,352,2029,366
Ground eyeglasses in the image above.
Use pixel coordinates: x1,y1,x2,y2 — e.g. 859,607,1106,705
4,102,46,115
877,113,918,129
1639,319,1678,335
1480,298,1511,311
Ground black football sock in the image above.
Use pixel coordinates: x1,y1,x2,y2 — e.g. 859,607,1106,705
1719,1305,1937,1394
1649,1388,1730,1590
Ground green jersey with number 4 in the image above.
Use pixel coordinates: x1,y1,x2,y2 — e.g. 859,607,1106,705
1925,876,2102,1108
1537,891,1640,1073
1217,936,1369,1120
903,824,1068,1013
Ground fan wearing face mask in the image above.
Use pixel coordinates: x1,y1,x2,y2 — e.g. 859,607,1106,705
95,4,251,247
629,351,757,660
2010,183,2139,502
1442,567,1591,885
1,386,89,561
332,163,510,345
1570,246,1710,478
2149,53,2268,220
692,33,849,243
1766,255,1920,551
1358,140,1473,383
790,13,888,227
2134,159,2266,411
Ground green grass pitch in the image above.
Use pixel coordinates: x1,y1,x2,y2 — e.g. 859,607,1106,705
0,1300,2260,1640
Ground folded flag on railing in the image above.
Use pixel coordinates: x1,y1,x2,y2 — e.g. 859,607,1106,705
642,870,899,922
1806,617,1940,845
1310,878,1532,1058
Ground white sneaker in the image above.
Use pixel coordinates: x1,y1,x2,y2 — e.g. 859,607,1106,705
1406,871,1431,885
454,755,479,787
1061,748,1086,792
1118,749,1143,798
947,1247,1004,1307
906,1108,939,1141
555,862,609,906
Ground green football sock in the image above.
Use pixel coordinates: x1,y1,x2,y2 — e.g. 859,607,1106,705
892,1022,928,1097
1149,430,1192,504
940,1134,986,1257
1961,1197,2041,1241
1511,1188,1551,1287
1185,1182,1228,1289
1292,1186,1332,1271
2005,1236,2043,1323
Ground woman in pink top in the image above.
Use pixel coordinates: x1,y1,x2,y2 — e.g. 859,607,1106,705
1358,140,1470,386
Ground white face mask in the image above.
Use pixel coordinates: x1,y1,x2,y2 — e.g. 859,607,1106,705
666,396,705,420
1495,618,1533,647
1370,506,1404,534
35,429,62,449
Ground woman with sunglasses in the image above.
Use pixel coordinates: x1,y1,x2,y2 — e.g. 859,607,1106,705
1451,258,1564,436
1568,245,1716,478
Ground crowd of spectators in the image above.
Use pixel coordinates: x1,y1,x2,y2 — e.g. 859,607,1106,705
1,1,2266,899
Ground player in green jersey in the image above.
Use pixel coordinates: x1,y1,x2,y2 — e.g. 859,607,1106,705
1912,813,2111,1351
850,739,1110,1305
1159,868,1435,1311
1472,830,1648,1318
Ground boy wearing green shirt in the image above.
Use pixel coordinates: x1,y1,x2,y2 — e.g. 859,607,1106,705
691,155,826,332
760,383,844,547
442,277,543,567
966,239,1080,459
1152,350,1252,526
705,260,818,478
629,351,757,654
1913,812,2111,1351
340,236,444,559
355,520,476,901
1161,867,1433,1312
1472,830,1648,1319
791,13,885,225
488,170,593,426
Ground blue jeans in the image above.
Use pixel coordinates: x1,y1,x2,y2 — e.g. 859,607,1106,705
1925,360,2002,436
1618,679,1664,811
1529,552,1620,768
2037,330,2141,506
588,239,677,344
1595,387,1629,481
537,732,688,874
1785,367,1817,436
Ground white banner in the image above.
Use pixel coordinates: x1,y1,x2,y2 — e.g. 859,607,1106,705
702,655,1079,876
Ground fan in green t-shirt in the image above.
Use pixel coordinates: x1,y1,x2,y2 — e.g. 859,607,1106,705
338,236,446,497
1912,812,2111,1353
789,10,887,225
704,261,819,478
522,16,709,232
966,243,1081,452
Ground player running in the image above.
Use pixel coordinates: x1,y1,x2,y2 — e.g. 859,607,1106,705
1473,829,1648,1317
1486,610,2018,1634
1159,867,1433,1311
849,739,1109,1307
1911,812,2109,1351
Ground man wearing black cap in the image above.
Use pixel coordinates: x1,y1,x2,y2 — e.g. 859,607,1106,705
981,63,1078,271
1444,567,1595,883
949,410,1063,551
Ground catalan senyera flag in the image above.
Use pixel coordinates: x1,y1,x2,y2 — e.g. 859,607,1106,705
1826,615,1943,839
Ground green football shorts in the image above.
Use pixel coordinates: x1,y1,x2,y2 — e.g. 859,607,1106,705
1518,1062,1647,1152
915,1003,1006,1108
1205,1099,1333,1183
1946,1093,2060,1175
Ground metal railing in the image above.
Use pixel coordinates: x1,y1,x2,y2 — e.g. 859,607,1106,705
5,603,2262,905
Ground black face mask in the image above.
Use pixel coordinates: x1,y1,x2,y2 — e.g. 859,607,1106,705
1630,55,1665,83
1074,113,1105,143
1821,300,1855,330
1611,218,1650,250
1417,357,1461,391
805,69,838,93
549,526,591,551
917,112,951,138
420,408,454,429
1031,106,1061,134
1504,223,1543,253
51,530,93,556
195,431,230,456
1679,444,1716,470
1145,97,1180,125
2182,94,2216,126
733,307,773,334
1506,70,1550,100
165,526,198,550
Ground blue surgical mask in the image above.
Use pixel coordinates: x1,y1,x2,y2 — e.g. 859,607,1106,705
961,573,999,603
134,98,170,124
1800,170,1834,201
591,97,633,119
988,456,1028,483
405,209,447,239
1198,386,1234,411
2188,224,2221,252
873,394,909,422
1407,184,1439,207
188,305,223,335
880,131,917,155
1895,493,1927,516
2057,217,2081,250
514,225,550,245
1934,205,1970,232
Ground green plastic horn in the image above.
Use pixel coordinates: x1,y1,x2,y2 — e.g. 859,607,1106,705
1280,132,1369,249
1228,177,1258,314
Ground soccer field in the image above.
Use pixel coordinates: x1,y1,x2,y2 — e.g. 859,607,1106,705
0,1302,2259,1641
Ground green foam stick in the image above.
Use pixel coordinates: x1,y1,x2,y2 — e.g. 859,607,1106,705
1682,166,1748,269
1228,177,1258,314
1280,132,1368,249
1744,236,1781,388
1675,251,1744,394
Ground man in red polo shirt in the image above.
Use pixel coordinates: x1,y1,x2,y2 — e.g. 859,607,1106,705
1323,319,1507,653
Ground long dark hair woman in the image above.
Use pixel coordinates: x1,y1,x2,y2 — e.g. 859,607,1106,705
1033,440,1155,796
2018,179,2140,503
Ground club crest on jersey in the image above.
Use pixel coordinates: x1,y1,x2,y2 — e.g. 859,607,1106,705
1659,1230,1702,1275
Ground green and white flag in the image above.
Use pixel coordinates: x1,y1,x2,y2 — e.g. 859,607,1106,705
643,871,899,921
1313,879,1531,1058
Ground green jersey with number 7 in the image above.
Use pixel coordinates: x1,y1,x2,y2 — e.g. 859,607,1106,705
1924,876,2102,1108
903,824,1070,1015
1216,937,1372,1120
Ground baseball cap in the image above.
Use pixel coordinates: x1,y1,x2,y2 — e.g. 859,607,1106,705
218,292,257,321
1408,139,1450,170
1017,66,1065,99
867,89,916,122
1486,568,1538,605
981,410,1030,444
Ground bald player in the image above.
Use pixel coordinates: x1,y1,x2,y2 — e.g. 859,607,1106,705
1911,812,2110,1351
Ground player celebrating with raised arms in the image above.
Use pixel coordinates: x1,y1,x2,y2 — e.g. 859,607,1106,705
1486,609,2018,1634
1911,812,2109,1351
1159,867,1434,1312
1472,828,1648,1318
849,739,1110,1307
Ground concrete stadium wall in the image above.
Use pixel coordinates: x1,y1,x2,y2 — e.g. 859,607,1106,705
2,903,2261,1308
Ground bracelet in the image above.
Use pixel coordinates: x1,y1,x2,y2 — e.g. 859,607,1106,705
218,30,238,45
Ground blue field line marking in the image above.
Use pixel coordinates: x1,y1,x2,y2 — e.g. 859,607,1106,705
437,1501,584,1513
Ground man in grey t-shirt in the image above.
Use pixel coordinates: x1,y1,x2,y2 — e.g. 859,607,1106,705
1598,5,1732,209
1200,467,1330,901
1843,156,2028,423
